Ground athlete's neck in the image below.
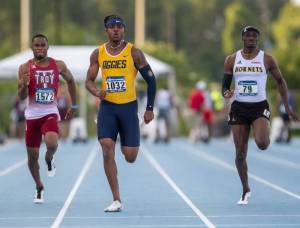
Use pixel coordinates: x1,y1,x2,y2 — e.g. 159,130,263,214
106,40,126,55
109,40,124,49
242,48,259,59
34,56,49,65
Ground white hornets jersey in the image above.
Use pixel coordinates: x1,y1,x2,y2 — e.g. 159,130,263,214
233,50,267,102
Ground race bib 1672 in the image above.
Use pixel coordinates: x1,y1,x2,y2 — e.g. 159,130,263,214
35,88,55,104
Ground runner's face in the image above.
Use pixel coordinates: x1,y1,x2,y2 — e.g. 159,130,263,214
242,31,258,49
32,37,48,60
106,24,125,42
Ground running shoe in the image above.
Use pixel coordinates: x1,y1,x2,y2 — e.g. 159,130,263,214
237,191,251,205
33,187,44,204
46,158,56,177
104,200,123,212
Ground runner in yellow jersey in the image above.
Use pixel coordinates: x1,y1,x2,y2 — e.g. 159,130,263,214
85,15,156,212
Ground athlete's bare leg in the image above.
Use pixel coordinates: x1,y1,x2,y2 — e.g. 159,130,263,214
44,131,58,163
27,147,43,189
252,117,270,150
121,146,139,163
100,138,120,201
232,124,251,194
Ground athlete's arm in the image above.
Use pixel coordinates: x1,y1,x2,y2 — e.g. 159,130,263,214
85,49,106,100
132,47,156,124
265,53,298,121
57,60,77,120
222,54,235,98
18,62,29,99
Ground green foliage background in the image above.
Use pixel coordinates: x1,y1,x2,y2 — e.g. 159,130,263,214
1,0,300,135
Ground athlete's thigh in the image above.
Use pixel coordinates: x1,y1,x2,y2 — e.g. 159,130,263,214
25,118,42,148
39,114,59,148
252,117,270,142
118,102,140,147
97,102,118,141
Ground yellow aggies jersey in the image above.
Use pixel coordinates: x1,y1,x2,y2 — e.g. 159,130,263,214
98,42,138,104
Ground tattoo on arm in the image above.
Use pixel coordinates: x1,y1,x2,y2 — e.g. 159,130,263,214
132,47,148,69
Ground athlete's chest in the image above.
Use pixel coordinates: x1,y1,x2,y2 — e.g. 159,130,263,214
30,65,59,88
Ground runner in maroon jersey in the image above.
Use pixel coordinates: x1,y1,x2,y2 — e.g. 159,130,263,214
18,34,77,203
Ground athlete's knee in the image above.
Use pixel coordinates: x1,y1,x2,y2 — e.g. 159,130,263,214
235,152,246,163
46,142,58,152
124,154,137,163
100,139,114,151
28,151,39,163
122,147,139,163
100,139,115,161
255,139,270,150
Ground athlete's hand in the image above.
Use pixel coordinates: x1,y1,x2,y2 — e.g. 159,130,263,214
144,110,154,124
223,89,234,99
286,107,299,121
96,89,107,100
64,108,76,120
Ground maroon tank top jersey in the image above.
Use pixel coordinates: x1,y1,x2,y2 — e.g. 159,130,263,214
25,58,60,120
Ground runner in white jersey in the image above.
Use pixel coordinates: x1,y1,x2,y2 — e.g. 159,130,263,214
221,26,298,205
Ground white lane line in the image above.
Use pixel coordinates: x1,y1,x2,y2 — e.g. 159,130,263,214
0,144,49,177
216,141,300,170
216,224,300,227
51,144,98,228
0,159,27,176
251,152,300,170
142,146,215,228
185,146,300,200
2,214,300,220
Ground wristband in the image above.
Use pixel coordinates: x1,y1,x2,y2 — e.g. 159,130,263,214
71,104,79,110
146,105,153,111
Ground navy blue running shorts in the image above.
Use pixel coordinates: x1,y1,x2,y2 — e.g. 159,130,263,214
97,100,140,147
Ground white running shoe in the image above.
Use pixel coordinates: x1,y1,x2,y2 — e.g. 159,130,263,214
237,191,251,205
104,200,123,212
33,188,44,204
46,158,56,177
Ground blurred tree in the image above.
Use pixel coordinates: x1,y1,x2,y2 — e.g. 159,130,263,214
142,41,194,96
272,3,300,89
222,0,288,55
222,1,259,55
0,0,20,58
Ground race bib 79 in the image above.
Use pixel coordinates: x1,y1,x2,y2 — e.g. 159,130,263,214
238,80,258,96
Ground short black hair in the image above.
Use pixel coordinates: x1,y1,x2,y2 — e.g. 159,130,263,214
104,14,124,28
31,34,48,43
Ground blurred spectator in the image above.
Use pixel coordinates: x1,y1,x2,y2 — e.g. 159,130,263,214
155,86,173,143
188,81,210,143
210,83,224,113
276,90,294,143
57,82,71,140
210,83,230,137
10,96,26,139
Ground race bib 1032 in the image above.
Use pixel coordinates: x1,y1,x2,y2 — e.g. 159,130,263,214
106,76,126,93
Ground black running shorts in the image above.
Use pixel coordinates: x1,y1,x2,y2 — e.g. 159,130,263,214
228,100,270,125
